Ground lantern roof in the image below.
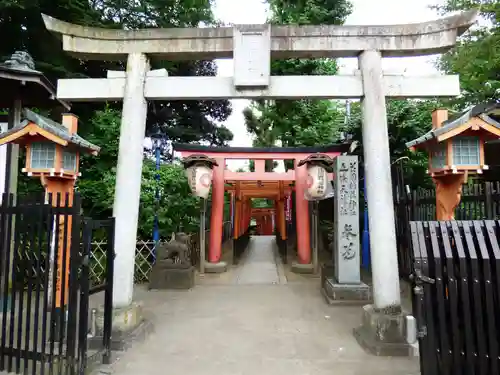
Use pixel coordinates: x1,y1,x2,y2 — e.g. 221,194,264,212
406,102,500,149
0,109,100,154
0,51,70,110
297,153,335,173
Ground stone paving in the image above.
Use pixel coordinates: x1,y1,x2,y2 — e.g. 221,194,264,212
107,236,420,375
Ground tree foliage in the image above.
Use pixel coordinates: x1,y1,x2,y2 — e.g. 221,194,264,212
436,0,499,106
340,99,444,188
78,107,201,238
102,161,202,239
0,0,233,143
2,0,234,237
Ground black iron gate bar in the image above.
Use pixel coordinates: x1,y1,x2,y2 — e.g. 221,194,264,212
82,218,115,367
0,193,79,375
410,220,500,375
0,193,115,375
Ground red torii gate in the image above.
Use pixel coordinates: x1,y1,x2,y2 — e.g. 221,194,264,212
173,144,348,269
251,207,276,236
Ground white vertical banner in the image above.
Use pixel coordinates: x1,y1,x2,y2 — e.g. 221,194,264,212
0,122,7,198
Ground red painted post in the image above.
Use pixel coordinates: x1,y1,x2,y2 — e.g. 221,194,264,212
229,191,233,232
208,158,225,263
294,162,311,264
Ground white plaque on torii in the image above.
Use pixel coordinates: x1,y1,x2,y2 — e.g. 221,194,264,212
233,24,271,88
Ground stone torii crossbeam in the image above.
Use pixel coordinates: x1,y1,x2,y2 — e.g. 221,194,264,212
42,10,477,354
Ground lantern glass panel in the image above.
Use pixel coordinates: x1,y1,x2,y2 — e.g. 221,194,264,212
62,150,77,171
431,143,446,169
452,137,480,166
30,142,56,169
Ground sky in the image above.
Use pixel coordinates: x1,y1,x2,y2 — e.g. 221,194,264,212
212,0,446,170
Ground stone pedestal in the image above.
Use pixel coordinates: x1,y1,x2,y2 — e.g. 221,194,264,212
205,261,227,273
150,233,196,287
87,302,154,351
353,304,412,356
149,265,195,289
320,264,370,305
322,278,371,305
291,262,314,274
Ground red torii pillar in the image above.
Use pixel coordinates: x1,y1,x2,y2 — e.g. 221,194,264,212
208,158,225,265
277,198,286,239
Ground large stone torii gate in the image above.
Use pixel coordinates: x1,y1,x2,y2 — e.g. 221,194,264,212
42,10,477,352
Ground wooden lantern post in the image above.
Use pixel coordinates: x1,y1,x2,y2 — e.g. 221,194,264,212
0,109,100,310
0,51,69,306
407,103,500,220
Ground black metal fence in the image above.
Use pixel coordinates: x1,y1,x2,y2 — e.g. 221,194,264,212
81,217,115,368
409,220,500,375
409,181,500,221
0,193,114,375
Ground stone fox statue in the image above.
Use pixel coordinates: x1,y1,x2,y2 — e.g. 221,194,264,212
155,232,191,268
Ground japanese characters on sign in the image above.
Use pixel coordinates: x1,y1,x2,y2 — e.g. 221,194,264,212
337,161,358,217
334,156,360,284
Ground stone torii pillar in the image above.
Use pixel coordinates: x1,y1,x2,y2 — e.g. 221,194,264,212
112,54,150,307
42,11,477,354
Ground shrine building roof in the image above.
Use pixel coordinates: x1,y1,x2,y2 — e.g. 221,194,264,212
0,51,70,110
406,102,500,149
0,109,100,154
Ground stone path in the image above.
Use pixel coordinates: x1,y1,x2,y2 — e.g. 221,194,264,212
107,236,420,375
231,236,281,285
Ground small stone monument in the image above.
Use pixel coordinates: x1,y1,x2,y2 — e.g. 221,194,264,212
149,232,196,289
322,155,371,304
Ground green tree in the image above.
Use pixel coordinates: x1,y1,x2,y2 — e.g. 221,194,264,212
340,100,441,188
99,161,202,239
0,0,233,144
3,0,234,230
436,0,499,106
243,105,279,172
76,106,123,218
77,107,206,238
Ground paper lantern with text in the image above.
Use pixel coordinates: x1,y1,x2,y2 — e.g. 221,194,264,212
182,155,218,199
298,154,335,201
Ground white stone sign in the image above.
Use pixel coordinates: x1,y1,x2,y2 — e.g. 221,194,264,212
233,24,271,88
334,155,360,284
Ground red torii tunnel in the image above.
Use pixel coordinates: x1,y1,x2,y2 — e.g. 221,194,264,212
173,144,348,268
251,208,276,236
